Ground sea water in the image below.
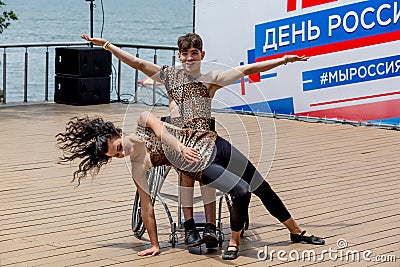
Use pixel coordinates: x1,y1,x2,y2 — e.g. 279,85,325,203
0,0,192,103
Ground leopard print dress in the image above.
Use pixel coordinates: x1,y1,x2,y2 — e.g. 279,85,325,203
159,65,213,131
135,123,217,181
157,66,218,180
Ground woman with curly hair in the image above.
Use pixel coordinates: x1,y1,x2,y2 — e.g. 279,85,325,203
57,111,324,260
57,111,213,256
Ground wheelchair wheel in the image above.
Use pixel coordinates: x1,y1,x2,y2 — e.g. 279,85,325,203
131,166,166,239
132,190,145,238
169,232,178,248
217,230,224,247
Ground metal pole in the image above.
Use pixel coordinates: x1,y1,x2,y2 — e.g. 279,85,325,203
87,0,95,47
2,49,6,104
90,0,94,39
192,0,196,33
134,49,139,103
45,47,49,101
153,50,157,106
117,59,121,102
177,172,182,228
24,48,28,103
172,51,176,67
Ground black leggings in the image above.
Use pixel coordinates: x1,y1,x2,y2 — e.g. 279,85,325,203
201,136,291,232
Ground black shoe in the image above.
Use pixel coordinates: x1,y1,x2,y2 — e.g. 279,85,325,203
222,245,239,260
185,228,203,247
203,224,218,249
290,230,325,245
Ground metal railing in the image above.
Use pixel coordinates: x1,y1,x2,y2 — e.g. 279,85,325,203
112,42,177,104
0,42,178,105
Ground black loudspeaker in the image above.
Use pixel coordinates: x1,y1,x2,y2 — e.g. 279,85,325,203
54,76,110,105
54,47,111,105
55,47,112,77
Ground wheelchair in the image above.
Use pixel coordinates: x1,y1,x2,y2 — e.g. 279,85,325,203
131,117,249,248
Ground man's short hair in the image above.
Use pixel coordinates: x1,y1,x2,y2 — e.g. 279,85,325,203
177,33,203,52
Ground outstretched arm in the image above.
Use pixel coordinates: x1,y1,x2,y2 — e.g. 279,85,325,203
208,55,309,92
138,111,199,162
81,34,162,82
130,160,160,256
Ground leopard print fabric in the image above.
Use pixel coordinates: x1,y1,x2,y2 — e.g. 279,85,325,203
135,123,217,181
135,125,170,167
160,65,213,131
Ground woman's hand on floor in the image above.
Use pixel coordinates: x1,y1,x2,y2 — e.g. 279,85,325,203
137,245,160,256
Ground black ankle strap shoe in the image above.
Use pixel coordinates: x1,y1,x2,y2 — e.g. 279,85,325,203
222,245,239,260
290,230,325,245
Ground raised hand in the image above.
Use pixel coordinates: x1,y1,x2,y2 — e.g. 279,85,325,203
80,34,107,47
285,55,309,63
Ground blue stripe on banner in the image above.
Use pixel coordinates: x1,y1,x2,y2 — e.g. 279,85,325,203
261,73,278,80
247,49,256,64
302,54,400,91
369,116,400,125
233,72,278,84
255,0,399,57
225,97,294,115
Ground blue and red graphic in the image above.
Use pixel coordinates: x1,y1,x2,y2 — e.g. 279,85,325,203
232,0,400,124
302,55,400,91
237,0,341,110
251,0,399,81
287,0,338,12
296,98,400,123
242,0,341,88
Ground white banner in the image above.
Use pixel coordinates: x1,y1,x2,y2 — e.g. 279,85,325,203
195,0,400,125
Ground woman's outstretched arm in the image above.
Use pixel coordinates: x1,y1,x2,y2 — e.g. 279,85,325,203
81,34,162,82
137,111,200,162
130,160,160,256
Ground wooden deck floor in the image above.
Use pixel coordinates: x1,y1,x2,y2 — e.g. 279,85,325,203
0,103,399,267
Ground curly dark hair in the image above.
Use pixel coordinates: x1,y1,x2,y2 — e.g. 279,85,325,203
56,115,121,185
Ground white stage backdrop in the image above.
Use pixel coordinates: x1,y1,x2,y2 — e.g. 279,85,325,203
195,0,400,125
